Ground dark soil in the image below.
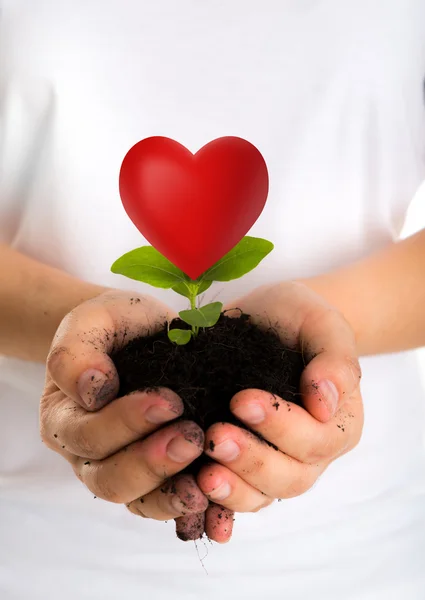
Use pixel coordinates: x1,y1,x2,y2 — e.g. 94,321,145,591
112,313,304,452
112,313,304,541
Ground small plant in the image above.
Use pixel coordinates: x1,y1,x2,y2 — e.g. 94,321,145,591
111,236,273,345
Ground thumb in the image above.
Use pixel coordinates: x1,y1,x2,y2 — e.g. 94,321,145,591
299,307,362,422
46,291,174,411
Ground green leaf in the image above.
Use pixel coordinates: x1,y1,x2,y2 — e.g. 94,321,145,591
199,236,274,282
111,247,189,288
168,329,192,345
179,302,223,328
172,279,212,299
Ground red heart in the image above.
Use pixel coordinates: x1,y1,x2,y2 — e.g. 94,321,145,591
119,136,269,280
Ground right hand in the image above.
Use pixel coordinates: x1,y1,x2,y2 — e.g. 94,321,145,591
40,291,215,536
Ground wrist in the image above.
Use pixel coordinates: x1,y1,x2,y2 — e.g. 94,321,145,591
297,274,364,355
0,243,109,362
34,275,109,363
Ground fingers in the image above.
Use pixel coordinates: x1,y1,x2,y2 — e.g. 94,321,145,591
41,386,184,459
174,504,235,543
230,389,363,463
71,421,204,503
127,474,208,521
197,461,273,513
299,308,362,421
226,282,362,423
46,291,174,410
175,513,206,542
204,422,322,499
130,474,236,544
205,504,234,544
198,389,363,511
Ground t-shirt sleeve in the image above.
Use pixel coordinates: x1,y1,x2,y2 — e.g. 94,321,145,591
0,3,55,245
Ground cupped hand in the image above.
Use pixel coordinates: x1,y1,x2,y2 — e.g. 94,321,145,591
40,291,216,538
197,281,364,520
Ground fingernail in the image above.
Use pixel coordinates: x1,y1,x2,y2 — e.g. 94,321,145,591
318,379,339,416
233,403,265,425
145,405,179,425
167,435,202,463
208,481,231,501
77,369,117,409
171,495,187,513
209,440,240,462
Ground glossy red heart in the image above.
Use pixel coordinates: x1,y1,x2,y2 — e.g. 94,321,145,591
119,136,269,279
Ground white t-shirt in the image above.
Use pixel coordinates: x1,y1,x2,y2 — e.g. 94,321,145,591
1,1,425,599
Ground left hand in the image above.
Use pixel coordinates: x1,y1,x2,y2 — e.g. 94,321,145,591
197,281,364,542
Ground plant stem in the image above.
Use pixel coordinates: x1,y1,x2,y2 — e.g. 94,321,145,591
189,284,199,336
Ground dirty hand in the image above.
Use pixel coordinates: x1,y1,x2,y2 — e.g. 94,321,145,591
197,281,364,525
40,291,216,539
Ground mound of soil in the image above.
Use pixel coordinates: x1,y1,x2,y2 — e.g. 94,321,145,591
113,313,303,436
112,313,304,541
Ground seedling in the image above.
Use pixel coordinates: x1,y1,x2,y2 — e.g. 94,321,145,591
111,236,273,345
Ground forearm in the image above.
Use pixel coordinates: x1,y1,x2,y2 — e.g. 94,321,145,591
302,229,425,356
0,244,107,362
